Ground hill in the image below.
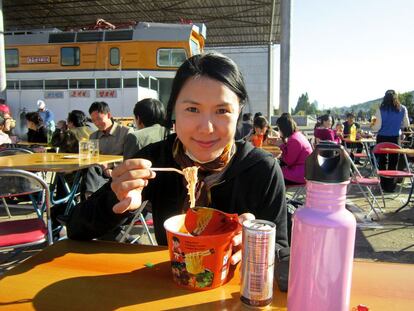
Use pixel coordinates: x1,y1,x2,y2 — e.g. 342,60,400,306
334,90,414,115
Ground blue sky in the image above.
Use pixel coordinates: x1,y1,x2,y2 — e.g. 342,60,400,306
290,0,414,109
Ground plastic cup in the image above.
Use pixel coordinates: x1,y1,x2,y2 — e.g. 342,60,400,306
79,140,90,159
89,139,99,157
164,214,240,291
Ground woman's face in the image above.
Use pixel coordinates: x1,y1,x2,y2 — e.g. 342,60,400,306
254,126,266,135
27,120,36,130
67,121,75,129
174,76,241,163
322,118,332,128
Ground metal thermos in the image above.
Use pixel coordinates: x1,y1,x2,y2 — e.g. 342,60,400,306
287,143,356,311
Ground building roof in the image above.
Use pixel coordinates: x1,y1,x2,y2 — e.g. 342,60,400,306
3,0,281,47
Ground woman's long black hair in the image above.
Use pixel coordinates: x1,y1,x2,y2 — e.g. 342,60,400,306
165,52,249,132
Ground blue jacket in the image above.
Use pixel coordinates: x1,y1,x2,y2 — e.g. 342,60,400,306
378,106,407,136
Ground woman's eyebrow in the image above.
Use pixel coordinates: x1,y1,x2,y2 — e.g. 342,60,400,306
177,99,200,105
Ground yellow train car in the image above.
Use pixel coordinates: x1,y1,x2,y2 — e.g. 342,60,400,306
4,22,205,125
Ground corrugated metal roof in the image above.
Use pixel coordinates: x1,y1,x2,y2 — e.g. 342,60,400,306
3,0,281,47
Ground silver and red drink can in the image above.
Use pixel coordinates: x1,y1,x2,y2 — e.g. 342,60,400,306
240,219,276,307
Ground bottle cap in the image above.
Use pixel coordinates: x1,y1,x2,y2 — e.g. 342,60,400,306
305,142,351,183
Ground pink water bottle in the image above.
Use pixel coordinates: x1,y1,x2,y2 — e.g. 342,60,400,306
287,143,356,311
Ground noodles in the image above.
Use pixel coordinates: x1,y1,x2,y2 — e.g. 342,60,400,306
185,249,214,274
183,166,198,208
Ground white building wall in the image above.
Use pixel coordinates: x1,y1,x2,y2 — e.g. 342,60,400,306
206,45,279,118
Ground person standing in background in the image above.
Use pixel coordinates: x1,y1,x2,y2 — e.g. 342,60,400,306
37,99,55,132
123,98,167,160
372,89,410,192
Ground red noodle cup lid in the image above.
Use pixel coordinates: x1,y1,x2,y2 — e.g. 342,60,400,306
184,207,240,236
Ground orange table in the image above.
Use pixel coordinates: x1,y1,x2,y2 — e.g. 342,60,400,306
0,153,123,212
380,147,414,156
0,240,413,310
262,145,282,158
0,152,123,172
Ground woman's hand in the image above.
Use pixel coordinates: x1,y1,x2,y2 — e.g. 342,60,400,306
230,212,256,265
110,159,156,214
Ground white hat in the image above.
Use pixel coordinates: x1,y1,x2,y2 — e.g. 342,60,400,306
37,99,46,109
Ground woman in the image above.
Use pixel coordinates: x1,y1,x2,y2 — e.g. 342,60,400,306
314,114,342,144
0,112,12,145
247,115,278,147
51,110,94,153
25,111,48,143
372,89,410,192
276,113,312,184
65,53,289,274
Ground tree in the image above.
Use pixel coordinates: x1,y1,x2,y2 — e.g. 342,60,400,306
309,101,318,115
294,93,311,115
399,92,414,116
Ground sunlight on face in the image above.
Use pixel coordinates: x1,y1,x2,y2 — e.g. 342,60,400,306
174,77,241,163
322,118,332,129
90,111,112,131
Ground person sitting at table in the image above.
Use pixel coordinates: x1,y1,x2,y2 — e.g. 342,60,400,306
372,89,410,192
342,112,363,164
0,112,12,145
314,114,342,144
276,113,312,185
51,110,94,153
25,111,48,143
123,98,168,160
50,111,95,235
65,52,290,290
247,115,277,147
83,102,132,199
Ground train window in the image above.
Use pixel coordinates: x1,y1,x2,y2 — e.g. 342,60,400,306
6,80,19,90
149,78,158,91
45,80,68,90
123,78,137,88
96,79,106,89
97,79,121,88
21,80,43,89
77,32,104,42
157,49,187,67
61,47,80,66
49,33,76,43
171,50,187,66
107,78,121,88
139,77,149,88
105,30,133,41
110,48,120,66
69,79,95,89
157,50,170,66
5,49,19,67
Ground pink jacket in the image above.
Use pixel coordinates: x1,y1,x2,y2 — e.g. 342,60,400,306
280,131,313,184
314,127,341,144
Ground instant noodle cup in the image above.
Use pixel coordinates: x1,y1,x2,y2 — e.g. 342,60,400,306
164,213,241,291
